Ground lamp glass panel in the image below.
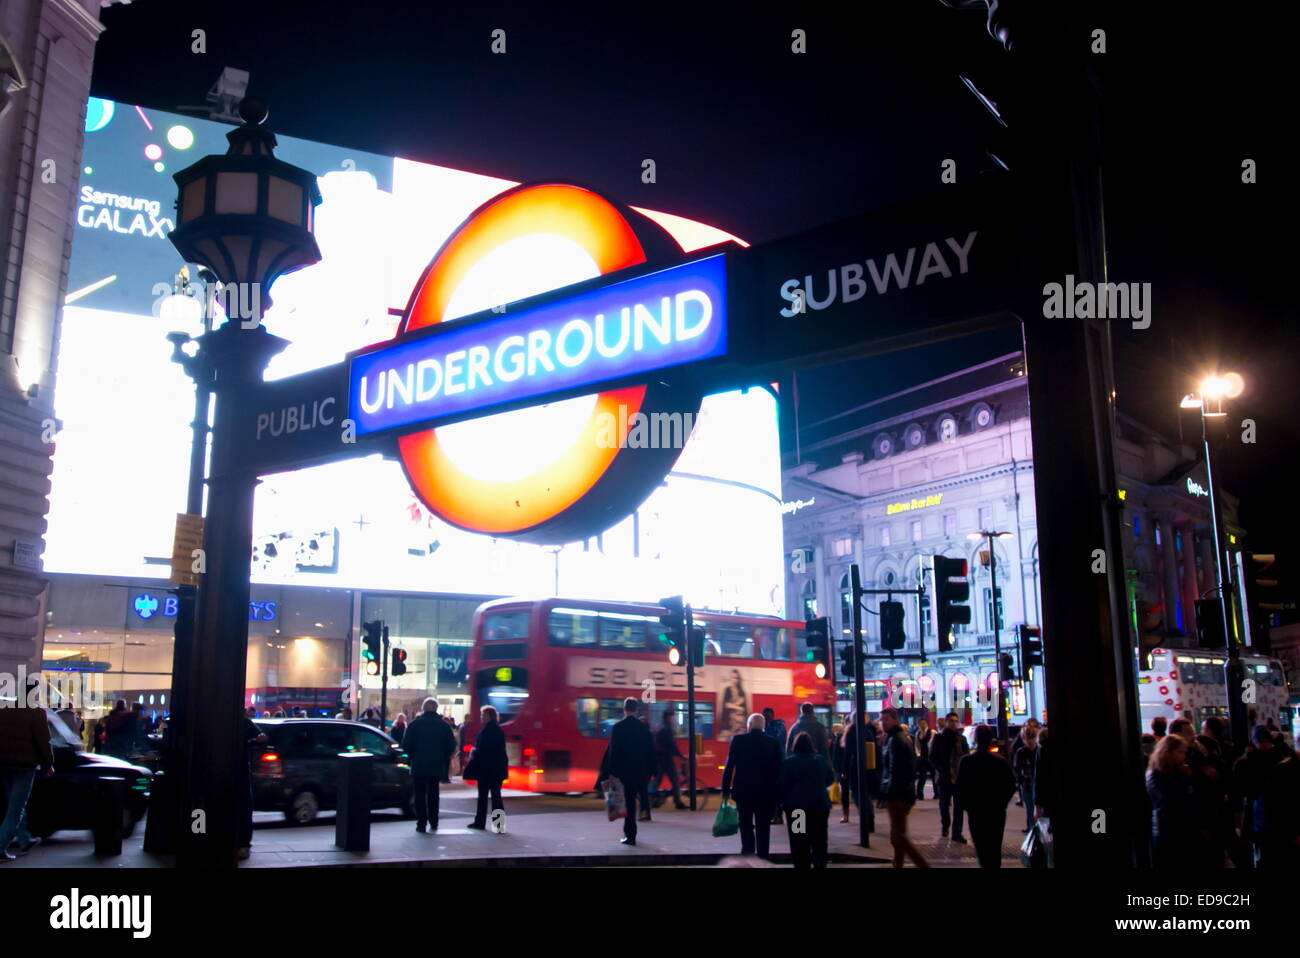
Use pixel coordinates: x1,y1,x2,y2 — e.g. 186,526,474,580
215,171,259,215
180,177,207,223
267,177,303,225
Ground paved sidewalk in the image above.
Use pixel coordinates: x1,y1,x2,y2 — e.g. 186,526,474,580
6,786,1025,868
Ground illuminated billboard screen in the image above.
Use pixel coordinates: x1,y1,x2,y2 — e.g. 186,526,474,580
48,99,785,616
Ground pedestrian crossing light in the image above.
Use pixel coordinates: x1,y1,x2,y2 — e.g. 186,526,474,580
391,647,408,677
880,600,906,652
688,627,707,669
1016,624,1043,680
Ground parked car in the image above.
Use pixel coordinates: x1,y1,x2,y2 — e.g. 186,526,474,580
23,710,153,839
250,719,413,825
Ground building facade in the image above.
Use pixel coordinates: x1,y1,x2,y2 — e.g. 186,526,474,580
0,1,117,682
781,351,1244,727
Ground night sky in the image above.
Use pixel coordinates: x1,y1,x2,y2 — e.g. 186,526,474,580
89,2,1296,575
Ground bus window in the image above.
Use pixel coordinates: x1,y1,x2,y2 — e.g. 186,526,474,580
774,628,791,661
549,608,598,647
483,611,531,641
648,700,715,740
707,623,754,658
598,612,653,651
1248,662,1284,686
575,698,627,738
476,666,529,723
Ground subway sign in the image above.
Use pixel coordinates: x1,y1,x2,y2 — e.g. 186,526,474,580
347,253,727,438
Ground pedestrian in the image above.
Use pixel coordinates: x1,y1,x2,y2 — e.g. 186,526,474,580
102,699,136,759
880,707,928,868
1202,716,1239,766
636,711,655,822
930,711,968,843
780,732,834,868
596,698,657,845
786,702,829,757
1169,718,1225,867
237,710,267,862
830,721,851,823
334,706,353,720
956,724,1017,868
1255,741,1300,869
721,713,782,859
652,710,687,810
762,707,789,825
389,712,408,747
1011,723,1038,832
914,718,935,800
465,705,508,831
1151,715,1167,741
1146,733,1199,869
0,679,55,862
402,698,456,833
866,714,886,810
841,711,876,833
1233,725,1282,864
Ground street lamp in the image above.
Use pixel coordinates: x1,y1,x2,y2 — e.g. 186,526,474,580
1181,372,1248,747
167,97,321,868
968,529,1013,738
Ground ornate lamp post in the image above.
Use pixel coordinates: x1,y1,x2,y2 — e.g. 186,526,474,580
167,98,320,867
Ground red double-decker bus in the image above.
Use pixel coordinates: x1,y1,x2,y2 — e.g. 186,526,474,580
462,597,835,792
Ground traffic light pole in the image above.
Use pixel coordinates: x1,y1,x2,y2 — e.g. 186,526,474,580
380,623,390,728
850,565,869,849
987,537,1007,740
685,604,697,812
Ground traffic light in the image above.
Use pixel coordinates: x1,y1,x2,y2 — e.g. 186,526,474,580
1016,624,1042,680
804,617,830,661
362,620,382,676
880,600,906,652
998,652,1015,686
1135,599,1163,671
657,596,686,665
839,641,856,678
1239,552,1287,654
1193,598,1226,651
930,556,972,653
391,647,407,677
688,627,707,668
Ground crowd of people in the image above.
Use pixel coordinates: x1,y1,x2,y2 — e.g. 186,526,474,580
1143,714,1298,869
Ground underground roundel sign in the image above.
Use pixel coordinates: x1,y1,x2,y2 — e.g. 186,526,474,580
390,183,709,544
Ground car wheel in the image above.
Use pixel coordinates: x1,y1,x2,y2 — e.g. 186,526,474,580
286,789,320,825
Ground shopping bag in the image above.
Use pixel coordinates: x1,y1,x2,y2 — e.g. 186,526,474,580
1019,824,1042,868
712,801,740,838
603,776,627,821
1036,817,1055,867
828,781,842,804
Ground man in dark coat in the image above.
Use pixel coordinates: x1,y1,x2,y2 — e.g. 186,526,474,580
597,698,657,845
930,711,969,842
467,706,509,831
721,712,783,858
653,711,687,810
956,724,1018,868
880,707,928,867
0,683,55,861
787,702,829,757
403,697,458,832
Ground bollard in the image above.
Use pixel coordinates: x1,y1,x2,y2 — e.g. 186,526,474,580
94,776,127,857
334,752,373,852
142,769,173,854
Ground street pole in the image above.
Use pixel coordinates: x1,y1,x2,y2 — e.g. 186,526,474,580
850,564,869,848
1202,408,1248,746
178,319,289,868
685,604,697,811
380,623,390,728
988,535,1007,739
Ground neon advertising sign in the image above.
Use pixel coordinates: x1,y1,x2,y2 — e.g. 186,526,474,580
349,183,732,543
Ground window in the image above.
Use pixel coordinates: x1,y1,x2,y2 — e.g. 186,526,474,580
483,611,531,641
351,727,397,757
910,520,922,542
597,612,653,650
880,525,891,547
832,537,853,557
548,608,598,647
647,700,715,739
979,506,992,530
983,587,1004,632
575,698,628,738
840,574,852,634
801,580,818,621
703,622,754,658
944,514,957,537
752,625,790,661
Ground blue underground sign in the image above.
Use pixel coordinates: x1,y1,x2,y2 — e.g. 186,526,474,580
347,253,727,437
